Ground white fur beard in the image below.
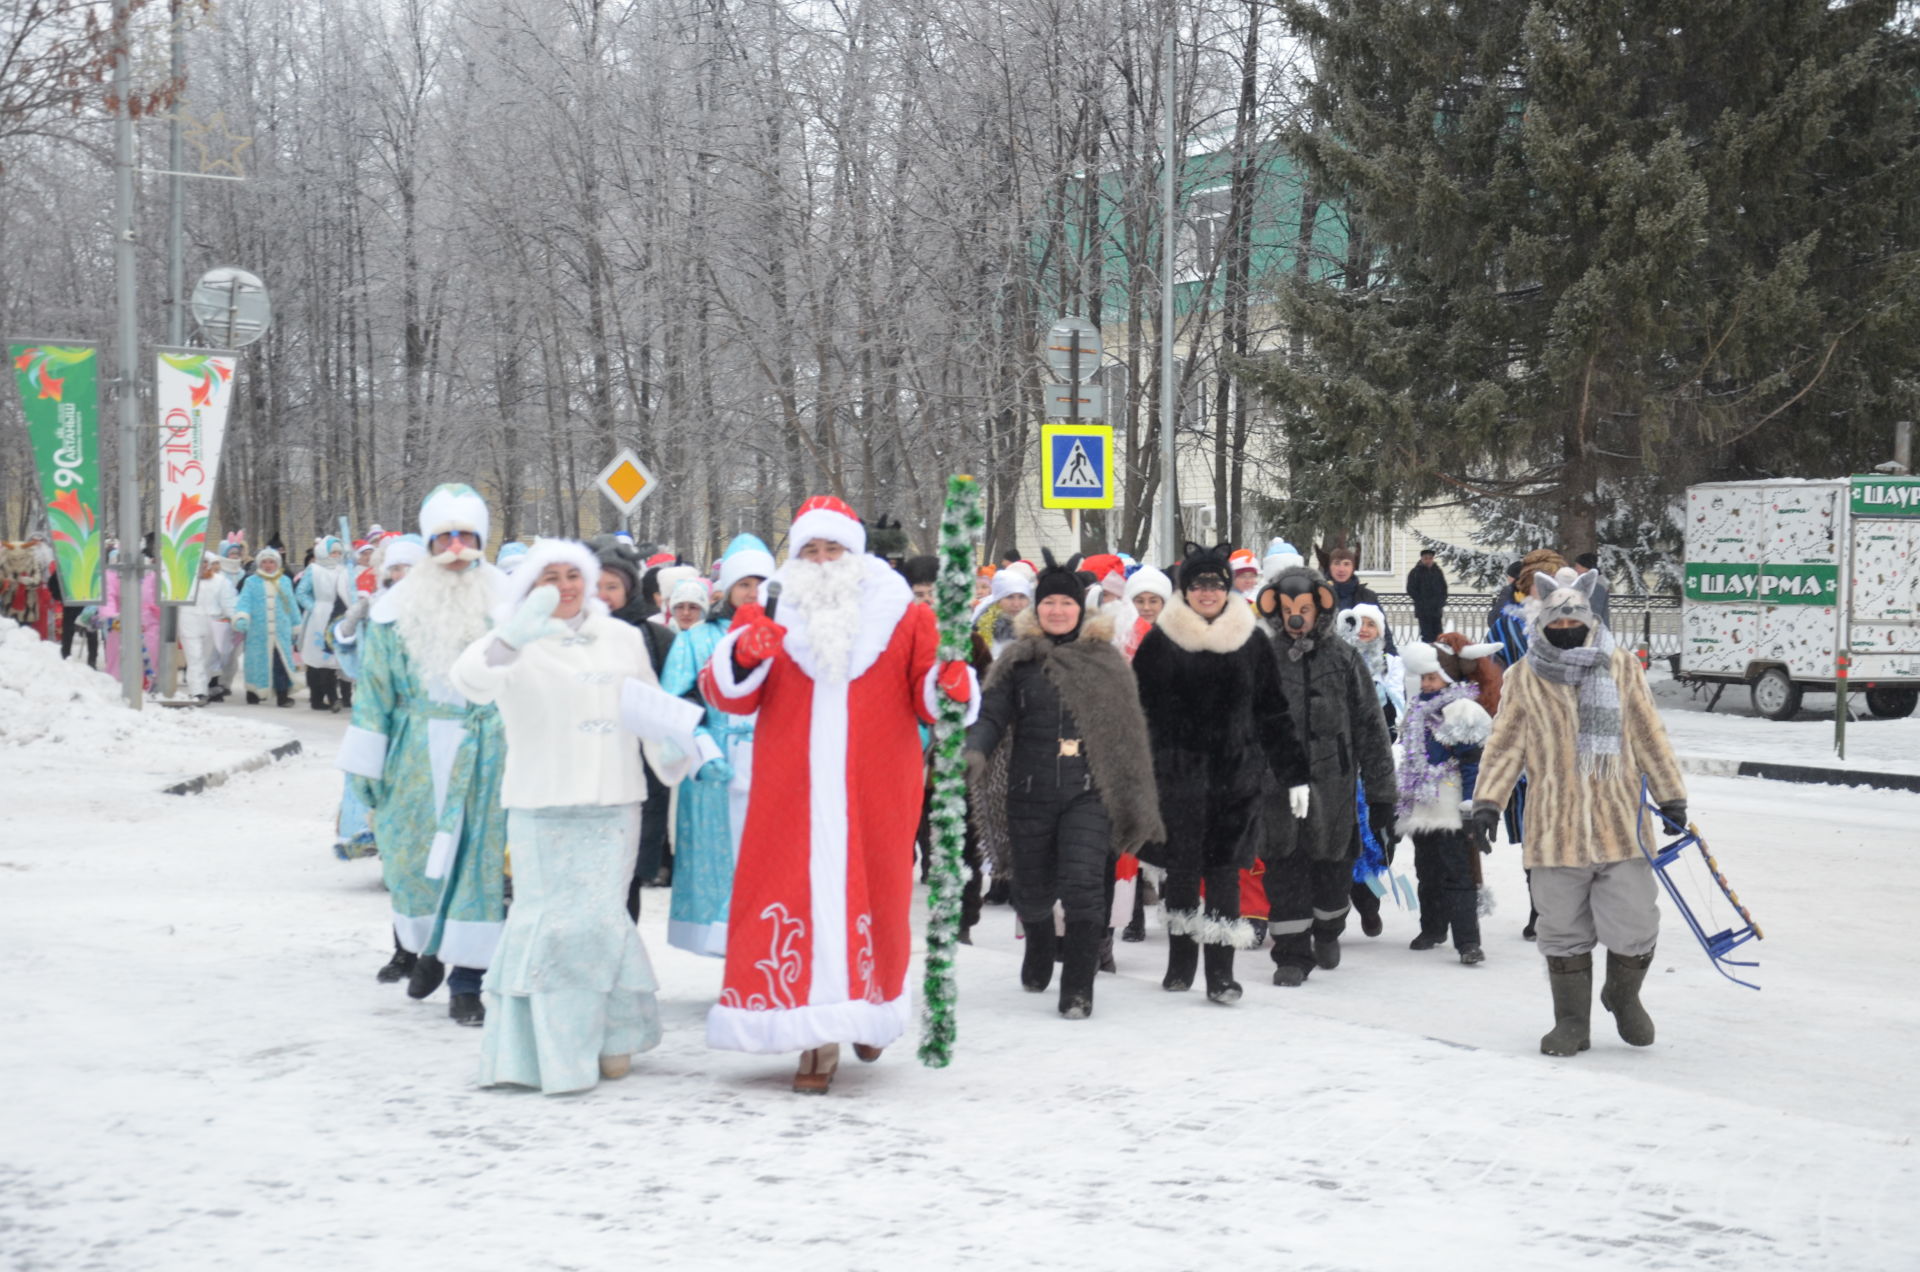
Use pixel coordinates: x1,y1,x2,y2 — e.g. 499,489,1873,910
782,554,866,683
394,566,493,685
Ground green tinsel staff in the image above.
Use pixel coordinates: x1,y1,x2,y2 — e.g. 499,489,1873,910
919,473,982,1068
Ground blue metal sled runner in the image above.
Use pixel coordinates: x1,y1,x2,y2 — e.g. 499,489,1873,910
1636,778,1764,990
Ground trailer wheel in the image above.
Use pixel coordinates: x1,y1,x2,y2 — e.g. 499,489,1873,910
1865,688,1919,719
1750,668,1802,720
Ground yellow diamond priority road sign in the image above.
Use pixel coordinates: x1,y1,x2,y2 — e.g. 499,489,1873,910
596,449,657,516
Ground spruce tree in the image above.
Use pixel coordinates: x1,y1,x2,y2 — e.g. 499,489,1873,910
1242,0,1920,555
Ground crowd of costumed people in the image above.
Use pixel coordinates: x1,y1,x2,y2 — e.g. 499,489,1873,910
1,486,1682,1093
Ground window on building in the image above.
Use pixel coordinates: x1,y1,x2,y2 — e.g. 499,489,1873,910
1174,185,1233,284
1356,514,1393,574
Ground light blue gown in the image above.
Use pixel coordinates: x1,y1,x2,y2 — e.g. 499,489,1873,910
480,804,663,1094
659,617,755,956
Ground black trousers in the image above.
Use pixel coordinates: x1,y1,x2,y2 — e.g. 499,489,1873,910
1416,610,1444,642
61,606,97,667
305,665,339,708
627,760,672,920
1349,880,1381,921
1264,852,1356,971
1413,830,1480,948
1006,756,1114,927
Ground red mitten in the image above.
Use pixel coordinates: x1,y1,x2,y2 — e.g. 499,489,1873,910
735,618,785,669
935,658,973,704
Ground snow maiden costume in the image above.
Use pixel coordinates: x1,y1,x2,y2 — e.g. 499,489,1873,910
336,484,512,1025
1132,542,1310,1004
1253,566,1397,986
449,539,701,1094
1395,642,1494,963
659,535,774,956
1471,568,1686,1057
698,496,978,1094
232,547,302,705
295,536,351,710
177,551,238,701
330,537,426,861
966,555,1163,1018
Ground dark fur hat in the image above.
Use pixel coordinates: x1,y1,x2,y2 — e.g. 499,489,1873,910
900,555,938,587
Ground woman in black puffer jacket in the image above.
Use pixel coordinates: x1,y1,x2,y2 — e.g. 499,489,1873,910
1133,543,1311,1004
967,554,1163,1019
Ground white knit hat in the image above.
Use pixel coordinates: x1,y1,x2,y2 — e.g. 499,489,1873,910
1123,566,1172,603
668,578,712,614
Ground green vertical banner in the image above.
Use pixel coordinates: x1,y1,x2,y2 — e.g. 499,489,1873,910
154,347,237,602
9,341,104,602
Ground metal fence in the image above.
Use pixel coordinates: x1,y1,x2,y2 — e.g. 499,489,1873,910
1372,592,1683,657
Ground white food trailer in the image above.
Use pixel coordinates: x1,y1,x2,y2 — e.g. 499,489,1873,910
1681,476,1920,719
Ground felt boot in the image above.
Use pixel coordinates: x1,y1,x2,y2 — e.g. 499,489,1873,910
1600,949,1656,1046
1203,942,1242,1004
407,954,446,1000
1020,919,1056,992
1162,933,1199,992
448,992,485,1026
1541,953,1593,1056
1058,921,1101,1019
599,1054,631,1080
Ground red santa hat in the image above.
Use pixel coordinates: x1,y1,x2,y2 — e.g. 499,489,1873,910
789,494,866,556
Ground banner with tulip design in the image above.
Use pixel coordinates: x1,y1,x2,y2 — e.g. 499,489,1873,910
155,347,237,603
9,341,104,602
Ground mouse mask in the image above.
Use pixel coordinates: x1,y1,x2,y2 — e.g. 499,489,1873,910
1258,566,1335,657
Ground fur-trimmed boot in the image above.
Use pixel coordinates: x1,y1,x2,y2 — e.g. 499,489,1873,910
1600,948,1656,1046
1058,921,1101,1019
1541,953,1593,1056
1203,942,1242,1004
1162,933,1199,992
1020,919,1056,992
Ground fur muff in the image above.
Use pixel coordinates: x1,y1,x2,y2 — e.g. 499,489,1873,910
1132,594,1307,873
1257,597,1397,862
968,609,1165,866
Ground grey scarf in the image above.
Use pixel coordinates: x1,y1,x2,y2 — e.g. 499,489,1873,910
1526,624,1622,778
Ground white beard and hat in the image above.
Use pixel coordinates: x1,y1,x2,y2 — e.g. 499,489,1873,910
373,483,509,688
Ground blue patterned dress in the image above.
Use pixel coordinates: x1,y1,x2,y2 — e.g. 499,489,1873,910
338,619,509,969
660,617,756,956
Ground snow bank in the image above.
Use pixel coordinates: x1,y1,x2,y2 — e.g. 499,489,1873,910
1650,668,1920,776
0,618,293,798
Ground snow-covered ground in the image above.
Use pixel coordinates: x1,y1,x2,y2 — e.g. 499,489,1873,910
1651,668,1920,777
3,664,1917,1270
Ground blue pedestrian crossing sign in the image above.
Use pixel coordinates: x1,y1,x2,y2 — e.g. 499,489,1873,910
1040,423,1114,510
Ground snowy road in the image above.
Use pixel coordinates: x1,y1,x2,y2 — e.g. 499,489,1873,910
3,703,1917,1271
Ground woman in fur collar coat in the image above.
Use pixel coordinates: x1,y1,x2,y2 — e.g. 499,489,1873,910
1132,543,1310,1004
1254,566,1398,985
968,556,1164,1018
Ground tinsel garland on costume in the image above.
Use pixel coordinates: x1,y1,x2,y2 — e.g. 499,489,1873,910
1394,681,1482,816
919,474,982,1069
1351,776,1387,886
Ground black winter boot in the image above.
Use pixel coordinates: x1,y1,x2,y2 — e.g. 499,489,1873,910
1121,886,1146,941
407,953,447,1000
1203,942,1242,1004
376,933,415,984
1058,921,1101,1019
1541,953,1593,1056
1600,949,1656,1046
448,993,485,1026
1313,934,1342,970
1097,929,1117,974
1162,934,1199,992
1019,919,1056,992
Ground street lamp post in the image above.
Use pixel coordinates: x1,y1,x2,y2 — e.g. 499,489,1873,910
113,0,144,708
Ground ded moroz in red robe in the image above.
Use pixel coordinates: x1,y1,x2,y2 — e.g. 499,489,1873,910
699,555,976,1054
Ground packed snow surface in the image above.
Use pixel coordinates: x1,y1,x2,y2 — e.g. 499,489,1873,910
2,676,1916,1270
1652,668,1920,776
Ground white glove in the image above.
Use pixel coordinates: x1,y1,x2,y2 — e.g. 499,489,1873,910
1289,784,1311,819
495,585,567,649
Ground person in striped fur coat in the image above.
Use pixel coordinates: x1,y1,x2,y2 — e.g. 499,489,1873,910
1470,567,1687,1058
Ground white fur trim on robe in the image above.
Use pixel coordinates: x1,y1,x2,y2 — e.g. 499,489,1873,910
337,725,390,779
